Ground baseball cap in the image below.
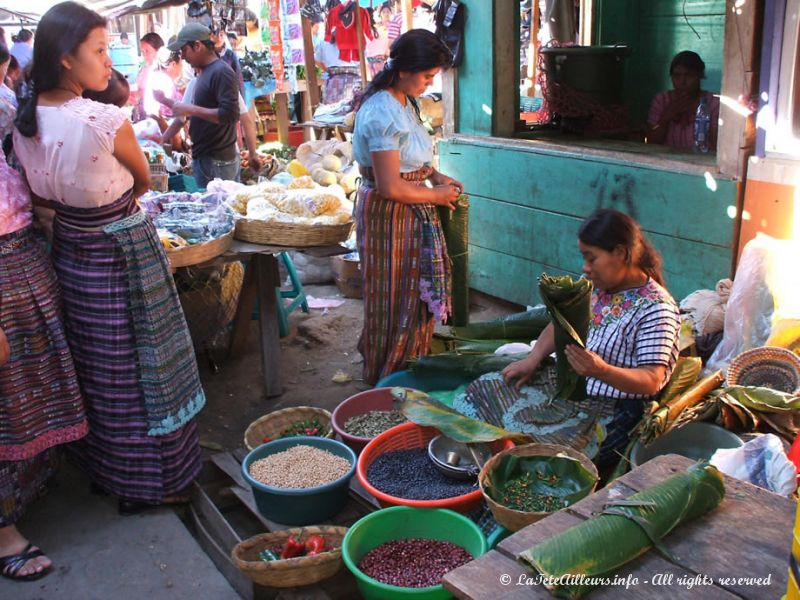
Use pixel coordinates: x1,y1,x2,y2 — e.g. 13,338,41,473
167,22,211,51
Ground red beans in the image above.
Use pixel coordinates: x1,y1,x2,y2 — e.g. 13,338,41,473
357,539,473,588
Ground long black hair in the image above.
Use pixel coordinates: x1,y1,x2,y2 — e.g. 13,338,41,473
670,50,705,79
578,209,665,287
357,29,452,112
15,1,107,137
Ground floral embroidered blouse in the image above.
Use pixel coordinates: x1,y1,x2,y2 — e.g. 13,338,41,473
0,99,32,236
585,278,681,400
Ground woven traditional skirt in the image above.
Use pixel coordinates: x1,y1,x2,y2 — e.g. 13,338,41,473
0,448,59,527
356,168,452,384
51,194,204,503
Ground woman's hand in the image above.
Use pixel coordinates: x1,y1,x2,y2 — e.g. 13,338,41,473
0,327,10,367
564,345,608,378
663,91,701,124
432,184,459,210
502,354,541,390
430,171,464,194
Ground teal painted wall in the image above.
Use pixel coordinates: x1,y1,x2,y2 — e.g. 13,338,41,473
456,0,494,136
596,0,726,127
439,139,736,306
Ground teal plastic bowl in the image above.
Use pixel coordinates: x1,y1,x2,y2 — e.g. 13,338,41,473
376,370,472,392
241,436,356,525
342,506,488,600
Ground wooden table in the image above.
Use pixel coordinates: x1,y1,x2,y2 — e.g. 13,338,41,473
444,454,795,599
208,241,348,398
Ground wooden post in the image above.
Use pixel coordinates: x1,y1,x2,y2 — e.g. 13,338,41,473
442,68,458,136
275,93,291,145
354,2,369,84
300,0,320,113
524,0,540,96
402,0,413,32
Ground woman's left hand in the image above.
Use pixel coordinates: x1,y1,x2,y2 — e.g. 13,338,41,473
431,172,464,194
564,345,608,378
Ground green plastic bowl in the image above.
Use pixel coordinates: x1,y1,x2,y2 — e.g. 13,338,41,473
241,436,356,525
342,506,488,600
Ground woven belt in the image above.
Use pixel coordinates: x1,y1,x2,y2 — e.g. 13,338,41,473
0,236,26,255
358,165,433,183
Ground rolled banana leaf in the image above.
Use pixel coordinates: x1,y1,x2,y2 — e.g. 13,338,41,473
450,305,551,341
518,462,725,599
438,194,470,327
538,274,592,401
408,352,529,379
392,387,530,443
430,335,514,355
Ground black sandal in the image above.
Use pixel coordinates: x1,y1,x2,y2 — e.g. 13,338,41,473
0,543,51,581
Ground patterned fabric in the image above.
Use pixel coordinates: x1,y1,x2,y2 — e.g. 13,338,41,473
647,90,719,151
586,278,681,400
0,104,33,235
323,67,361,105
0,227,88,461
356,169,452,384
0,448,59,527
51,194,203,502
353,90,434,172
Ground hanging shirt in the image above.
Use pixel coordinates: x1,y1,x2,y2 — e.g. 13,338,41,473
325,1,374,62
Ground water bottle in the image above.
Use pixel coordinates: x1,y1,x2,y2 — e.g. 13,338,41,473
693,96,710,154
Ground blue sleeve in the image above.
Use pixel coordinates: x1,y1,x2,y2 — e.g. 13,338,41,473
360,95,405,153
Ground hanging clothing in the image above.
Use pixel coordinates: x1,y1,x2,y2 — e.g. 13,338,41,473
325,1,374,62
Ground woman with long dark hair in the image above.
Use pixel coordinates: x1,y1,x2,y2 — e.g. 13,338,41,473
502,209,680,466
13,1,204,516
0,90,87,582
352,29,462,384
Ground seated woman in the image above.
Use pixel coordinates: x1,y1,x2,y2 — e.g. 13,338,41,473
646,51,719,152
501,209,680,468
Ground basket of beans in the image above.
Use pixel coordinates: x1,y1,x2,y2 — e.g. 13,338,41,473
241,437,357,525
478,443,598,532
244,406,334,451
331,388,408,453
356,422,515,514
231,525,348,588
341,506,487,599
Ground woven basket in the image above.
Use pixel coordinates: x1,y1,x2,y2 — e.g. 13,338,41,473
479,443,598,532
166,231,234,269
727,346,800,393
235,218,353,247
231,525,347,588
244,406,334,451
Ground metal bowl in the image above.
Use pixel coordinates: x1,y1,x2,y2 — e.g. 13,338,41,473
427,435,492,480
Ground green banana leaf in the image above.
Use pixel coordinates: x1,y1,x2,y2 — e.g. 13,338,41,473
656,357,703,406
408,352,529,379
450,305,551,341
720,385,800,413
427,383,470,408
518,462,725,599
438,194,470,327
484,454,597,511
430,335,515,355
392,387,530,443
538,274,593,402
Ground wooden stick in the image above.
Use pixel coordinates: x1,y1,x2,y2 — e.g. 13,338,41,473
402,0,413,32
666,370,724,422
299,0,320,113
354,1,369,84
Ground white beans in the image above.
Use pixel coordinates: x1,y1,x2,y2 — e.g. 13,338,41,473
249,445,351,488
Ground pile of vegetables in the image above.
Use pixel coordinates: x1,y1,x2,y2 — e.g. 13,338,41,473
258,533,328,562
240,49,275,87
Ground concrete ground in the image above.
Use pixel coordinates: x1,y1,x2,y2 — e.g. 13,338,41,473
0,284,519,599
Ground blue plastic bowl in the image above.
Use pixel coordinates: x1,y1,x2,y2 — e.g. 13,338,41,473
375,370,472,392
241,436,357,525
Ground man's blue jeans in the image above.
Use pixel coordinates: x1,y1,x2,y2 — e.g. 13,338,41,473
193,154,240,189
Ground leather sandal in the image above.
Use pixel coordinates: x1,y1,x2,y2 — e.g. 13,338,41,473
0,543,51,581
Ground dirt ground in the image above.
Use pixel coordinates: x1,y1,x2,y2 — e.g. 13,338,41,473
195,283,522,452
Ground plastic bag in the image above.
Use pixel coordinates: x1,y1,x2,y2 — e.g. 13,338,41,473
710,434,797,496
706,234,800,374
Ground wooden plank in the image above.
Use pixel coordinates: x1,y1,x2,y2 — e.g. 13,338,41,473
254,253,283,397
211,452,250,490
354,2,368,84
439,139,736,247
456,0,494,135
443,549,536,600
442,67,458,136
300,1,320,112
274,93,290,147
228,255,257,357
493,0,517,137
192,480,243,552
718,0,762,179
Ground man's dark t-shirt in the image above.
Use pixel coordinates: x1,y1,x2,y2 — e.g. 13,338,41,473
190,58,240,161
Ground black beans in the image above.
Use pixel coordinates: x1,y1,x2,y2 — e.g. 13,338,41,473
366,448,477,500
358,539,473,587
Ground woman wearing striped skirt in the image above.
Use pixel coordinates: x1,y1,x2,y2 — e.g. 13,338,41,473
352,30,462,384
0,98,87,581
14,2,204,515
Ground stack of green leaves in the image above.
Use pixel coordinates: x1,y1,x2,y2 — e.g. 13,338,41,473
438,194,470,327
538,274,593,401
518,462,725,599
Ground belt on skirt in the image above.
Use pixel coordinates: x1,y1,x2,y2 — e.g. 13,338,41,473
358,165,433,187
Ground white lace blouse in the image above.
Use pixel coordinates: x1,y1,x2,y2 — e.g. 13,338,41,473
13,97,135,208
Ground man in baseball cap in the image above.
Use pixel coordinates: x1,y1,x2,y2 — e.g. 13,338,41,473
167,22,240,187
